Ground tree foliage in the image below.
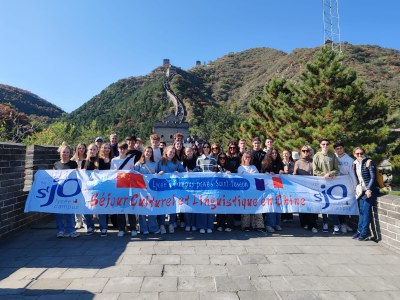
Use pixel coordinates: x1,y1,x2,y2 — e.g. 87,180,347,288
241,47,390,152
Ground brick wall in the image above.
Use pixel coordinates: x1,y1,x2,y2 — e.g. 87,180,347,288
0,142,58,238
371,195,400,252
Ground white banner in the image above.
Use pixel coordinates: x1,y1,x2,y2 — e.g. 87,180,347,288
24,170,359,215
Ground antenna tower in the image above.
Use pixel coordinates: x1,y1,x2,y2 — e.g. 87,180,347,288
322,0,342,53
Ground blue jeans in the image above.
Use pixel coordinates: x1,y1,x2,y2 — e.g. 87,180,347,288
196,214,215,230
55,214,74,234
157,214,176,225
266,212,282,227
184,213,196,227
139,215,159,233
358,195,375,236
84,214,107,231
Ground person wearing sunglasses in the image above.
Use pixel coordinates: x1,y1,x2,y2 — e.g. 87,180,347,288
352,147,379,241
313,139,340,233
226,141,241,173
294,145,318,233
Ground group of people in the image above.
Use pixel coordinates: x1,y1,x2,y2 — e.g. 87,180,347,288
53,133,380,242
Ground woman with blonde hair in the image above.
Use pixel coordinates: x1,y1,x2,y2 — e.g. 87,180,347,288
71,143,86,229
156,145,186,233
82,143,108,237
53,142,80,238
238,151,265,232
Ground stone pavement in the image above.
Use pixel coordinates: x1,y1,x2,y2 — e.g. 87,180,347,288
1,219,400,300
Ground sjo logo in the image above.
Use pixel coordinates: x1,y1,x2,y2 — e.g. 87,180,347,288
314,184,348,209
37,178,82,207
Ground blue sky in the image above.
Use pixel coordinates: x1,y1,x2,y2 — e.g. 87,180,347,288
0,0,399,113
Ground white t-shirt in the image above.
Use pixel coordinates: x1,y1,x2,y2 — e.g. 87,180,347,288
111,157,135,170
153,148,162,163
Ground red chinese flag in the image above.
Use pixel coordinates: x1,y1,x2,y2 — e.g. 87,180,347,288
272,177,283,189
117,173,146,189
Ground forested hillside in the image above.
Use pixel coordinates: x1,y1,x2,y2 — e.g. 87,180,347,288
0,84,64,118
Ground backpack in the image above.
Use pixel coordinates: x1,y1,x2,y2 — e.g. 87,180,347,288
366,159,385,189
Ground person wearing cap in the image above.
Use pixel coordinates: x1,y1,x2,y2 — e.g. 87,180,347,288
125,135,142,164
95,137,104,150
294,145,318,233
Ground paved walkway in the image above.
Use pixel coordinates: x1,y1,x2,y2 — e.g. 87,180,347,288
1,219,400,300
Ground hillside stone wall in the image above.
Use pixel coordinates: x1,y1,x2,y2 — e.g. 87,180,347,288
0,142,58,238
372,195,400,252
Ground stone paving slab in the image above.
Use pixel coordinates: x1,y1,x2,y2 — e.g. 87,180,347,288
1,219,400,299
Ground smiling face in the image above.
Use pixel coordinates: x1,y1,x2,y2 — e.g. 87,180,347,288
88,145,98,157
184,147,193,159
283,150,290,160
320,140,330,153
60,147,71,162
202,143,211,155
166,147,175,160
271,149,278,159
144,147,153,159
77,145,86,155
252,140,261,151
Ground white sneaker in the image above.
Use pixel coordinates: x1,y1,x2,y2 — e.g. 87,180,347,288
303,225,309,230
333,225,340,234
275,225,282,231
143,231,149,235
322,223,329,232
340,224,347,233
180,222,185,228
266,226,275,233
192,226,197,231
117,231,125,237
131,231,137,237
225,227,232,232
207,229,213,234
168,224,175,233
185,226,191,232
199,229,205,234
56,231,64,238
311,227,318,233
160,225,166,234
217,226,223,232
75,222,82,229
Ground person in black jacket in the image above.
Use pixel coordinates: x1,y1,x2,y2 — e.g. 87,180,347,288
352,147,379,241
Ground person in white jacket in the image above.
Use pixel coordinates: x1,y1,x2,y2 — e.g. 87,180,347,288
334,141,357,233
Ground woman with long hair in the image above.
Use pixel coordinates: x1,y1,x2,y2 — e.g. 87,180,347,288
195,142,218,234
135,146,160,235
173,140,185,162
53,142,80,238
71,143,86,229
293,145,318,233
82,143,108,237
216,152,234,232
262,148,284,233
238,151,265,231
156,145,186,234
281,149,295,223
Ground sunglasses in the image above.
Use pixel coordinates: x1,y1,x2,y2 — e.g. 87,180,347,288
212,147,219,150
302,150,310,152
355,152,364,156
220,157,226,160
